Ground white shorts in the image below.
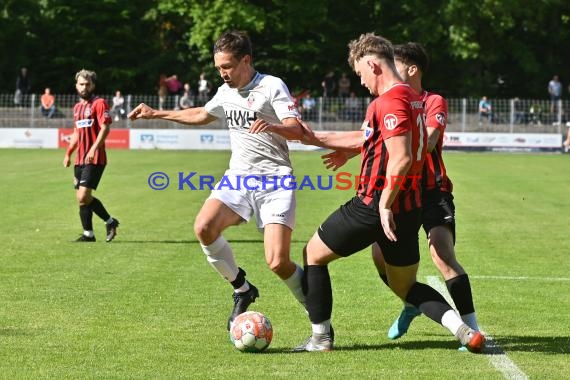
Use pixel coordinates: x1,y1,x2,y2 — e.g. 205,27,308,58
207,174,296,230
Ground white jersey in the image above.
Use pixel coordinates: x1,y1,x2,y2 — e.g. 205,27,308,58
205,72,299,175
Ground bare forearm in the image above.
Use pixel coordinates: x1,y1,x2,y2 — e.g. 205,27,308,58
378,156,411,209
313,131,362,152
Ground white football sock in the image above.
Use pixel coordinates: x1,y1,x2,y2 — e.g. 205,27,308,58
283,264,305,305
441,309,465,336
83,230,94,238
201,236,239,282
312,320,331,335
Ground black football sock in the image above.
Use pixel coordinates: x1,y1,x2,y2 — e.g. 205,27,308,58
230,267,247,290
446,274,475,315
405,282,453,324
79,204,93,231
90,197,111,222
304,265,333,324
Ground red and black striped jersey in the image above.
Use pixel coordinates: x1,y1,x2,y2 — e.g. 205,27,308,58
421,91,453,192
73,96,112,165
357,83,427,214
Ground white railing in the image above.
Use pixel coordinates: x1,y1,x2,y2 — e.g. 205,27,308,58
0,93,567,134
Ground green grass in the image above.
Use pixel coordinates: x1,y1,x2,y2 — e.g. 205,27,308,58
0,149,569,379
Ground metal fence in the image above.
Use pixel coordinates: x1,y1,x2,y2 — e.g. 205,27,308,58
1,93,568,135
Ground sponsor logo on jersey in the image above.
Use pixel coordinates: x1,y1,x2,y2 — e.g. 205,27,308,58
384,114,398,130
410,101,424,109
76,119,94,129
225,109,257,128
436,112,446,126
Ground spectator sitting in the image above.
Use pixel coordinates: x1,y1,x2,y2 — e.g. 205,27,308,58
529,102,543,125
111,90,126,121
342,91,361,121
300,93,316,120
513,97,526,124
478,96,492,125
40,87,56,118
179,90,194,109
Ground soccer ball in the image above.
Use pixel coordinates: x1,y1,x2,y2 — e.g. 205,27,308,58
229,311,273,352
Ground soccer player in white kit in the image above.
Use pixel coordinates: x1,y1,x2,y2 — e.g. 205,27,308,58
128,30,306,330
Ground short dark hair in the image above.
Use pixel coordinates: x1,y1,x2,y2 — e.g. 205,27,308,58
393,42,429,74
213,30,252,61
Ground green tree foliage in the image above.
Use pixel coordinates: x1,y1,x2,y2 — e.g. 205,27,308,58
1,0,569,98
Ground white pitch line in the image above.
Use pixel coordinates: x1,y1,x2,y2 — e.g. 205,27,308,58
471,275,570,282
426,276,529,380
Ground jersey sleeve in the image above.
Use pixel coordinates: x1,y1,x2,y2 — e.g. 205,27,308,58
269,77,300,121
204,87,225,119
378,94,412,139
425,94,447,131
95,99,112,126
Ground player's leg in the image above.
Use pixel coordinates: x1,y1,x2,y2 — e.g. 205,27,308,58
262,223,305,307
425,192,479,331
75,184,96,241
428,225,479,332
258,186,305,306
294,197,378,352
194,197,256,329
372,242,422,339
83,165,119,242
382,210,484,352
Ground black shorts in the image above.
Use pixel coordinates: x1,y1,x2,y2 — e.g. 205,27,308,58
74,164,105,190
422,190,456,243
317,196,421,266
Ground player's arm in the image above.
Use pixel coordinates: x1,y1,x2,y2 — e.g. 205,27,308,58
85,123,110,164
249,117,304,140
378,132,412,242
63,128,79,167
426,127,440,152
128,103,217,125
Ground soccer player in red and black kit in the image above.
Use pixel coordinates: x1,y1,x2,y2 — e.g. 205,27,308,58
294,33,484,352
63,69,119,242
370,42,481,347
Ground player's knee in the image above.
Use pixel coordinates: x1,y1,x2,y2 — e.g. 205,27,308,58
193,218,217,243
76,193,91,205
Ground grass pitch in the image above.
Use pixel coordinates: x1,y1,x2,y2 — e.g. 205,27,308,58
0,148,568,379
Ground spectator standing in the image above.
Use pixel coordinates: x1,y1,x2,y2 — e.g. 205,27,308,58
478,96,492,125
337,72,351,98
111,90,126,121
179,83,194,109
40,87,56,118
158,74,168,110
321,71,336,97
300,93,317,121
14,67,31,107
548,75,562,114
197,72,211,105
165,74,183,109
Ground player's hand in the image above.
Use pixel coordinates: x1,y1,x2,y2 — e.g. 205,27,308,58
128,103,155,120
379,207,397,242
322,150,348,171
85,148,95,164
63,155,71,168
249,119,273,134
297,118,318,145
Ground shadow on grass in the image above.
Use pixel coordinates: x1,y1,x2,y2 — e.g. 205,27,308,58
265,335,570,355
108,239,308,244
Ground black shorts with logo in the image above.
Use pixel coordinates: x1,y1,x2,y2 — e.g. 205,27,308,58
421,189,456,243
317,196,421,267
74,164,106,190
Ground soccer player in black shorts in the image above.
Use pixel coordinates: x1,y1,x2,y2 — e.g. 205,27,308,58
369,43,480,347
63,69,119,242
293,33,485,353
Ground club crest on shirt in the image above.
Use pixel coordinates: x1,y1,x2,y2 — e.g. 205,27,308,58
83,107,91,118
247,93,255,108
384,114,398,130
436,112,446,126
